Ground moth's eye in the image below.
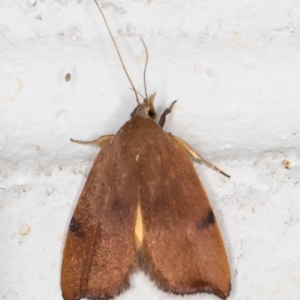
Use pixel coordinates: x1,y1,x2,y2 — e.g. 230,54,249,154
148,110,155,118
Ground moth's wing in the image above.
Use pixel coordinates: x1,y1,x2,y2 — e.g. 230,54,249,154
138,133,231,300
61,136,138,300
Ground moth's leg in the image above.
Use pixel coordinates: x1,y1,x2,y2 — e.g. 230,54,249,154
159,100,177,127
71,134,114,147
174,136,230,178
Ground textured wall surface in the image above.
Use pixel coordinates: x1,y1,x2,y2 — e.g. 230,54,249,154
1,0,300,299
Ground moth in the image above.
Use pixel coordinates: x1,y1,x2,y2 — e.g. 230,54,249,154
61,1,231,299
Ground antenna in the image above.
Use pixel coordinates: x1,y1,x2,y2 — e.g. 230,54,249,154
93,0,140,104
140,38,149,100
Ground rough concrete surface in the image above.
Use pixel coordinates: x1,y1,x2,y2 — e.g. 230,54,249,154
1,1,300,300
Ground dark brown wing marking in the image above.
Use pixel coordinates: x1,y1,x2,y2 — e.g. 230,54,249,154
69,217,84,237
196,210,215,231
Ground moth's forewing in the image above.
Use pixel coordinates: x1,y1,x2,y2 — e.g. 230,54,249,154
135,119,231,299
61,130,139,300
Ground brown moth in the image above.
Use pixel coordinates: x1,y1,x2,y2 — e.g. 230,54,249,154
61,1,231,300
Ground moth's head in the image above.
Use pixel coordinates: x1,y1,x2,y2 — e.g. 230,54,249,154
130,92,156,120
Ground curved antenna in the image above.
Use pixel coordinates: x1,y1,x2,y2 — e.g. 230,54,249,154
140,38,149,100
93,0,140,105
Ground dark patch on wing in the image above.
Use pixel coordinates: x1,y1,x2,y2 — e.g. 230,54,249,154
69,216,84,237
196,210,215,230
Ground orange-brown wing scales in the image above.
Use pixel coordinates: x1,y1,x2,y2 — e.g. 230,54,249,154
137,125,231,299
61,134,139,300
62,117,230,300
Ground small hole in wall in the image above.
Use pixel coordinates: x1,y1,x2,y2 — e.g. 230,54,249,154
65,73,71,82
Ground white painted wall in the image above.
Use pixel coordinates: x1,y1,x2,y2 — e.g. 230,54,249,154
1,0,300,299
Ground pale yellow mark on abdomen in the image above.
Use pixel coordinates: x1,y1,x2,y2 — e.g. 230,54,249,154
135,203,143,249
135,154,139,162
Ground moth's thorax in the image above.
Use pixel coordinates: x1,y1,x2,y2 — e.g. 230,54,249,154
121,116,162,137
115,116,165,155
